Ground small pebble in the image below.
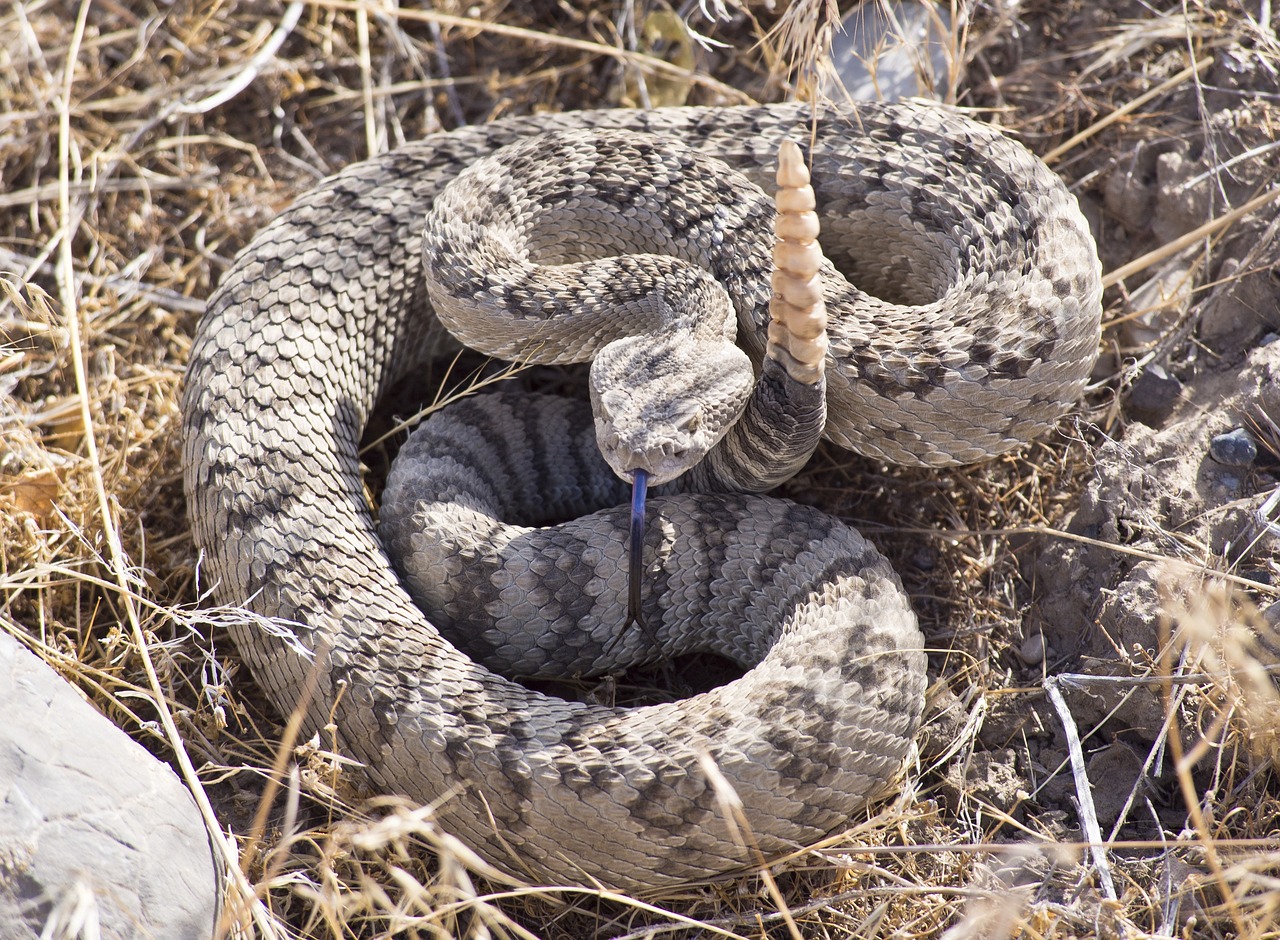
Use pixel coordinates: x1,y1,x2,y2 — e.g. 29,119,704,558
912,547,937,572
1018,632,1046,666
1264,599,1280,627
1209,427,1258,467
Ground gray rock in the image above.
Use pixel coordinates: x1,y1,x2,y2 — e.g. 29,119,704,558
1210,427,1258,466
0,633,219,939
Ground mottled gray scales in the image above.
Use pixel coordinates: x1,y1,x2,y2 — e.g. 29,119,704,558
182,101,1100,891
382,392,874,679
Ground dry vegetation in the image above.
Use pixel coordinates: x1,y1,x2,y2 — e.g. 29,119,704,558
3,0,1280,937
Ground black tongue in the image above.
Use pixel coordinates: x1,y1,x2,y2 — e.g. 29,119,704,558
626,469,648,629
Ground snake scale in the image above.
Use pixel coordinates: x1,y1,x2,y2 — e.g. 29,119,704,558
182,102,1102,891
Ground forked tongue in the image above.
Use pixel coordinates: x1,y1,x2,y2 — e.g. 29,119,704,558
626,469,648,628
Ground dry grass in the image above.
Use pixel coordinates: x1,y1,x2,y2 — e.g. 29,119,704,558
3,0,1280,937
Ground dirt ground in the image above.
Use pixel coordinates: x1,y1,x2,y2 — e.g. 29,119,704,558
3,0,1280,937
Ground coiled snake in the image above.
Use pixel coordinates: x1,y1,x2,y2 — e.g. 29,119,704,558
181,102,1102,891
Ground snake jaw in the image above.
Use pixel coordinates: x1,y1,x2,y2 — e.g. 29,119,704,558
595,428,694,486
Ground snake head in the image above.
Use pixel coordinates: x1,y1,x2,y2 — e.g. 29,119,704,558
590,332,753,486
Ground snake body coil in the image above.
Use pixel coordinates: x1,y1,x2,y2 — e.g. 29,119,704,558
182,102,1101,890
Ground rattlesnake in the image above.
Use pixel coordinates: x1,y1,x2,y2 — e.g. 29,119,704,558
181,102,1102,891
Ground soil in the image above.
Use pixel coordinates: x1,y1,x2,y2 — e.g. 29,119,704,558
901,6,1280,932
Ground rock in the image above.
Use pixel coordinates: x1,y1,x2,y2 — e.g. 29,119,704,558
1210,427,1258,467
1201,256,1280,353
1154,149,1214,244
0,633,219,939
1127,363,1183,426
1120,259,1195,349
1086,742,1149,831
1030,342,1280,753
943,749,1030,819
1264,598,1280,627
1103,160,1155,234
1017,632,1046,666
911,545,937,572
826,1,952,101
